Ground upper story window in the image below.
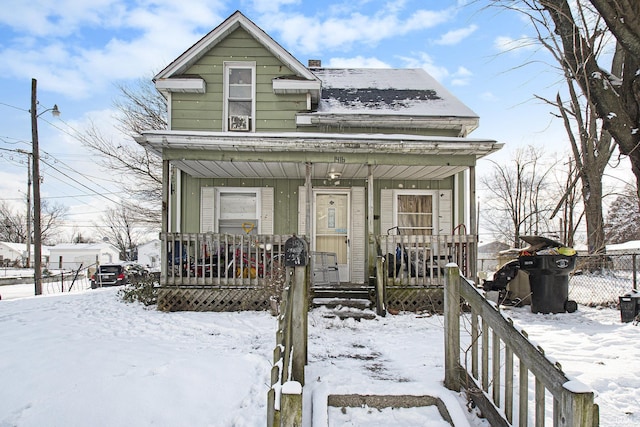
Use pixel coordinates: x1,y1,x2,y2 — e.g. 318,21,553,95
224,62,256,132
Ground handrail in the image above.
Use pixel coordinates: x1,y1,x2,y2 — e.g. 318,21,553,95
444,264,599,427
267,256,308,426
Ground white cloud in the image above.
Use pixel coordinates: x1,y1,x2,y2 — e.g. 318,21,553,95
398,52,449,84
480,91,498,102
325,56,390,68
0,0,226,98
450,66,473,86
494,35,537,53
250,0,301,13
434,24,478,45
262,6,454,55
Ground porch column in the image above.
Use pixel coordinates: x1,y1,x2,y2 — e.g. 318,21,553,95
305,163,312,238
367,165,375,280
469,165,477,281
161,159,169,280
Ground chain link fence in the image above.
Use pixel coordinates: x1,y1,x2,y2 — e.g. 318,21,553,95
479,253,639,307
570,254,639,306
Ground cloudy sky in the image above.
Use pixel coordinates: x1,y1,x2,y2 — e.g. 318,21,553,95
0,0,611,241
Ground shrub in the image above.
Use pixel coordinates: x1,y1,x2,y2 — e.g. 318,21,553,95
118,275,158,306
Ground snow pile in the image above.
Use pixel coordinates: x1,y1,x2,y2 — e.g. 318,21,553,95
1,288,638,426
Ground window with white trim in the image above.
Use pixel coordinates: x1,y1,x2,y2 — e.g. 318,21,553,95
393,190,436,235
224,62,255,132
218,189,260,234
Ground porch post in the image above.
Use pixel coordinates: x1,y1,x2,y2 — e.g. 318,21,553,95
161,159,169,280
368,165,375,281
305,163,312,238
469,165,477,281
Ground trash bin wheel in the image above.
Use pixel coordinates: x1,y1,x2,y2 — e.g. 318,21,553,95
565,300,578,313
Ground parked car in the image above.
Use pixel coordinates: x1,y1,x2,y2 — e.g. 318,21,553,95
91,264,128,288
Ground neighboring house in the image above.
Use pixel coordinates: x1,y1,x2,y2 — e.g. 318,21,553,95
478,241,511,272
48,243,121,270
137,239,161,269
0,242,51,268
134,11,502,311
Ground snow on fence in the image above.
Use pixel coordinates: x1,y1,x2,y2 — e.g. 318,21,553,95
267,239,308,427
444,265,599,427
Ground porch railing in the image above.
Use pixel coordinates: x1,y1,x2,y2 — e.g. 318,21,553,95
161,232,289,287
377,233,477,286
444,265,599,427
159,232,477,288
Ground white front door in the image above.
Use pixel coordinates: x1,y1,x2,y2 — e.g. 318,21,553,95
313,191,350,282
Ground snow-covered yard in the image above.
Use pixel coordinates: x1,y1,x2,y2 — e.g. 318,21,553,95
0,285,638,426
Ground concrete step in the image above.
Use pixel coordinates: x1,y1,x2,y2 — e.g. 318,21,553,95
319,307,377,321
312,297,372,310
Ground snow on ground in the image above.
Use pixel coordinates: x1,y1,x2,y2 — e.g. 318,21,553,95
1,284,639,426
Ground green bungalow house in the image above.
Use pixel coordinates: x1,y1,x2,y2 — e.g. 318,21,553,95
135,11,503,312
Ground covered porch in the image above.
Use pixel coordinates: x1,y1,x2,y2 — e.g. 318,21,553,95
135,130,500,311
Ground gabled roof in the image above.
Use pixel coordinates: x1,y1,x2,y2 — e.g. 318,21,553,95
154,10,319,84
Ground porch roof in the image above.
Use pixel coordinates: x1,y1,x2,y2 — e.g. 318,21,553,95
135,130,502,180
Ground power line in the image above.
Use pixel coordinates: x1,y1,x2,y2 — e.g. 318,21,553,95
40,157,121,205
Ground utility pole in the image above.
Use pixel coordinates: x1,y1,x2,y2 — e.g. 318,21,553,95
29,78,59,296
26,152,31,269
31,78,42,296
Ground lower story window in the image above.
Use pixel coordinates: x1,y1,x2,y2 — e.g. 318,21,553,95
396,193,434,235
218,191,259,234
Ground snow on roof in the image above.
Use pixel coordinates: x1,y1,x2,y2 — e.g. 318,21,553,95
311,68,478,118
50,243,118,252
0,242,51,255
606,240,640,253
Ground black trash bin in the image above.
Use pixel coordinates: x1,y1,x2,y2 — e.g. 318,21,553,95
518,236,577,314
619,289,640,323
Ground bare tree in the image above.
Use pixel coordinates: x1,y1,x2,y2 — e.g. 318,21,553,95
0,201,27,243
481,146,557,247
486,0,623,253
549,158,584,247
489,0,640,196
81,77,166,225
604,184,640,244
97,206,147,261
0,200,67,245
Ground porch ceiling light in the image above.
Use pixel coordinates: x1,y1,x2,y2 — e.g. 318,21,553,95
328,172,341,180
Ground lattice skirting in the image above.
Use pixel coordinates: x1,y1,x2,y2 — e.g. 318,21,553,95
157,287,272,312
385,287,444,313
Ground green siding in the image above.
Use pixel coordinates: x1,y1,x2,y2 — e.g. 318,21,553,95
178,173,455,236
170,27,306,132
179,174,305,235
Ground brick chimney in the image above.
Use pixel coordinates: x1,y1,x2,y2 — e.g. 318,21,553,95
308,59,321,68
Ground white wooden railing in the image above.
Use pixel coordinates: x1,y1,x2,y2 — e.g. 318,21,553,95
444,265,599,427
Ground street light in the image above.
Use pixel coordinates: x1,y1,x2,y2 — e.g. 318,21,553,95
30,78,60,296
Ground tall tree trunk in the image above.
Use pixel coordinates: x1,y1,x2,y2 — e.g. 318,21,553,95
582,177,605,253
